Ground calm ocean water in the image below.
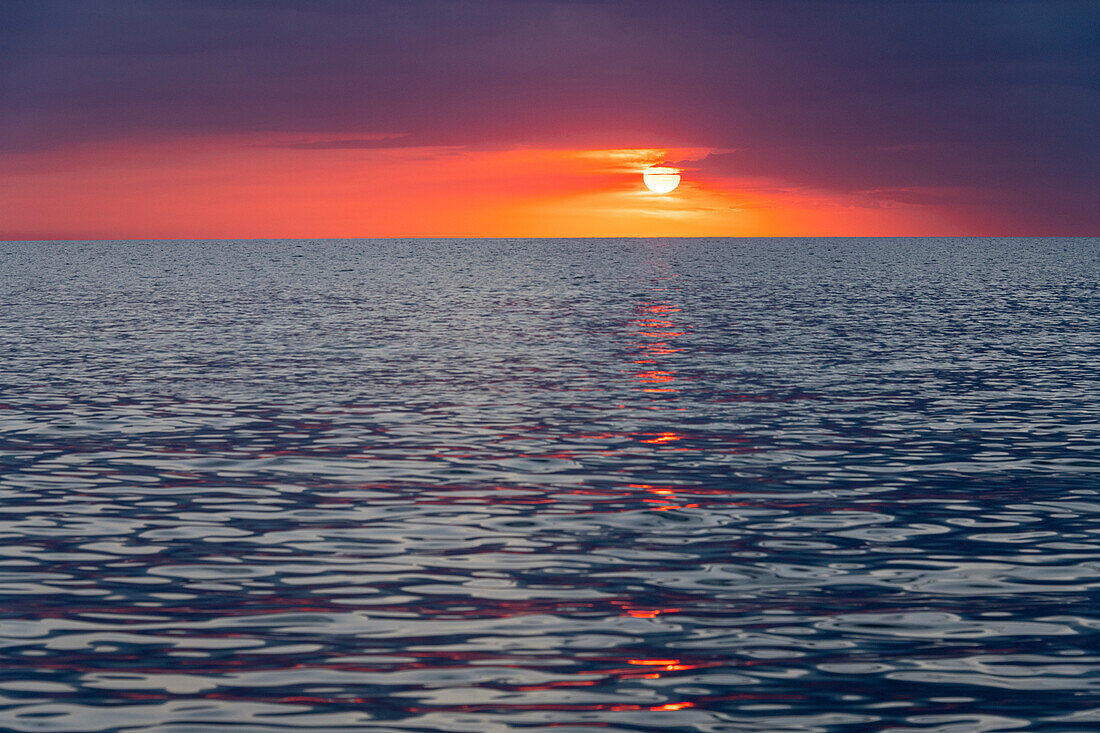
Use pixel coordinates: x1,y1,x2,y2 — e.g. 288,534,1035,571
1,238,1098,732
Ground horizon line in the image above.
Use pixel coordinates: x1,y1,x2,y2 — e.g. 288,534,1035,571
3,235,1097,243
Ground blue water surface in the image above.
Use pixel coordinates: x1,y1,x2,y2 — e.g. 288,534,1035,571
0,238,1098,732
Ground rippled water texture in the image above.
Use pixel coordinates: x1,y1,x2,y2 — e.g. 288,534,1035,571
1,238,1099,732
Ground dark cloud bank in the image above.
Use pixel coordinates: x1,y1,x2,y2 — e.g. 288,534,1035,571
2,0,1097,232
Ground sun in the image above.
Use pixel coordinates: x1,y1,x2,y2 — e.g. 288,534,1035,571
643,166,681,194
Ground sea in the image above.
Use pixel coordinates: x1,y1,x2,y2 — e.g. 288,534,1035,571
0,238,1098,732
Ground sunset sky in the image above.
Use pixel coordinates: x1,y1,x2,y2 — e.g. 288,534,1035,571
2,0,1096,238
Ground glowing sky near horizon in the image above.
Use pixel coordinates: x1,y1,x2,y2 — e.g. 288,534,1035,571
0,0,1096,238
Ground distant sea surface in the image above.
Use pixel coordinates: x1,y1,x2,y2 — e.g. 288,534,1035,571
1,238,1099,732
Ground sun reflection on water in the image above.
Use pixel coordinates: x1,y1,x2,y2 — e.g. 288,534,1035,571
2,240,1098,730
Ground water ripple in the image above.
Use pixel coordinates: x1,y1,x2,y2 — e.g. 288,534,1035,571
0,238,1098,731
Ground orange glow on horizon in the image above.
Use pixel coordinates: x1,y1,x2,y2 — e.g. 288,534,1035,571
0,134,973,239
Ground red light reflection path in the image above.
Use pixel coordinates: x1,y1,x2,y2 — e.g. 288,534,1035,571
621,272,702,512
627,273,687,397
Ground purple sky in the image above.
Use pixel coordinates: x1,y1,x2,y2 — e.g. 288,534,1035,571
2,0,1097,233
